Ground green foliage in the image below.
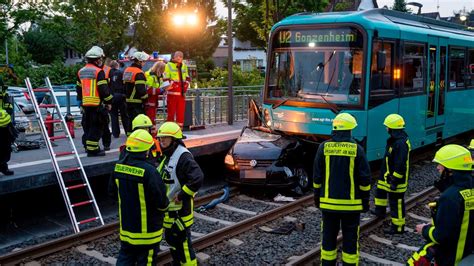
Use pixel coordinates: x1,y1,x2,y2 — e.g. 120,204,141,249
232,0,329,48
334,1,352,11
0,1,43,43
19,61,82,88
197,65,264,88
392,0,409,12
23,26,65,64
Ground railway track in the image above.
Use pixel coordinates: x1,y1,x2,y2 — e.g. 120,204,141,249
0,143,451,265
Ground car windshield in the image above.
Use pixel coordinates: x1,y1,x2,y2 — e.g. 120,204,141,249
266,27,365,106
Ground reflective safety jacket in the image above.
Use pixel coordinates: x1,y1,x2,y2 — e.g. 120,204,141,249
313,131,371,212
145,71,163,97
110,152,169,245
421,171,474,265
158,143,203,229
377,130,411,193
76,63,113,107
103,65,111,80
163,61,189,96
123,63,148,104
0,109,11,127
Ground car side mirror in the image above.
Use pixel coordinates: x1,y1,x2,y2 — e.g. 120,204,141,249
377,51,386,71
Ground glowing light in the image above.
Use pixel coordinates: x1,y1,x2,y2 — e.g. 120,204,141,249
186,14,198,25
173,15,185,26
394,68,401,80
308,42,316,47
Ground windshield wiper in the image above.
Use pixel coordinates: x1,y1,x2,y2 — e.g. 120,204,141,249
305,92,339,114
272,99,289,109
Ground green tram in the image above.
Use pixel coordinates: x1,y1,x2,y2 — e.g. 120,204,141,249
262,8,474,161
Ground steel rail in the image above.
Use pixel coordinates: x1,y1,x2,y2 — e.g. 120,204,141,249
157,194,314,265
286,185,438,266
0,187,238,266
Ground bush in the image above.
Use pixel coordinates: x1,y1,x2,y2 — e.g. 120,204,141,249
196,65,264,88
16,61,82,88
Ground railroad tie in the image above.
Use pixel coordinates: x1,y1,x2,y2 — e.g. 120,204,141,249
407,212,431,223
193,212,235,226
359,251,404,266
369,234,419,251
76,245,117,264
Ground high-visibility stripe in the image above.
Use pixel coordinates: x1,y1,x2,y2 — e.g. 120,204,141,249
167,91,181,95
138,184,147,233
428,226,438,244
104,95,113,101
342,251,359,264
120,228,163,239
130,88,136,100
359,184,371,191
126,99,143,103
455,210,470,263
320,203,363,211
115,164,145,177
320,198,362,205
97,80,108,86
183,239,197,265
119,233,162,245
393,172,404,178
116,179,122,231
147,249,154,266
321,248,337,261
349,156,355,200
374,197,388,207
135,80,146,85
313,183,321,189
182,185,197,197
325,155,330,198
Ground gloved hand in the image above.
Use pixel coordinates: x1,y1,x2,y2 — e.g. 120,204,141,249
362,199,369,213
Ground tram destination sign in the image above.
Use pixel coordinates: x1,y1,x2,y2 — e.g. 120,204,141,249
275,27,362,48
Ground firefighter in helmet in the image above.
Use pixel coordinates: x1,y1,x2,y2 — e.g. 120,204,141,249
157,122,203,265
313,113,371,265
372,114,411,234
76,46,113,156
0,76,14,176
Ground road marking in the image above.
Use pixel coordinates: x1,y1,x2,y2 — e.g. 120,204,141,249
76,245,117,264
194,212,235,226
407,212,431,223
216,203,258,215
369,234,419,251
360,251,404,266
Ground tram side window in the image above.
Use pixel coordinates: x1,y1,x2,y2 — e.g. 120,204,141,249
467,49,474,88
403,43,425,94
449,47,466,90
370,41,394,98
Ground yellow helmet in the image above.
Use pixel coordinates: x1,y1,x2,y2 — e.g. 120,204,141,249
433,144,472,171
468,139,474,150
332,113,357,131
384,114,405,129
156,122,183,139
126,129,154,152
0,109,11,127
132,114,153,130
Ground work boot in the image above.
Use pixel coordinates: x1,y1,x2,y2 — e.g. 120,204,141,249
0,169,14,176
384,225,404,235
370,209,386,219
104,146,111,151
87,150,106,157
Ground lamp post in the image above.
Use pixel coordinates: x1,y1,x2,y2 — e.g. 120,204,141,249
227,0,233,125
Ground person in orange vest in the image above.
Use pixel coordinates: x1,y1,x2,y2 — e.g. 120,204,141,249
123,51,149,135
145,61,167,135
163,51,190,128
76,46,113,156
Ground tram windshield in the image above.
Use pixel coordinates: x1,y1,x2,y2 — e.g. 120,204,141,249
266,27,365,106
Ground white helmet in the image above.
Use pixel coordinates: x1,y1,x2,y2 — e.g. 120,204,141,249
132,51,149,62
85,46,104,59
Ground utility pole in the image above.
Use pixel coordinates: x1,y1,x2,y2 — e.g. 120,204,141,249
227,0,234,125
5,39,9,65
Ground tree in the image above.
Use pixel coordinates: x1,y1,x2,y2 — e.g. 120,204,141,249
232,0,329,49
392,0,409,12
23,26,65,64
40,0,140,58
0,1,43,43
132,0,223,59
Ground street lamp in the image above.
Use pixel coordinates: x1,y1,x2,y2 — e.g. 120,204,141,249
172,13,198,26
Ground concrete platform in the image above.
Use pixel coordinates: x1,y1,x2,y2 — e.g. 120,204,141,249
0,122,245,195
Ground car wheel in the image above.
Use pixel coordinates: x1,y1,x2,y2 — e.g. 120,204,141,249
294,167,310,191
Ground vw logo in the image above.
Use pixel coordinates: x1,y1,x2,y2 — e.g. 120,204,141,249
249,160,257,168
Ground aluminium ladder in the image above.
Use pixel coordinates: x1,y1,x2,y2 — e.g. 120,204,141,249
25,77,104,233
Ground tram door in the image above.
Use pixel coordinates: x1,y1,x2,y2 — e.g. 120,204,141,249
426,36,447,128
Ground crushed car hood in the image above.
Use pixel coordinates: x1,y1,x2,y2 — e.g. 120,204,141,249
232,128,295,160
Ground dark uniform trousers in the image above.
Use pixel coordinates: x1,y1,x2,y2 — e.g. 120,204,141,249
127,103,144,135
117,242,160,266
82,106,105,154
0,126,12,171
321,212,360,266
110,94,129,137
165,220,196,266
374,189,406,230
102,110,111,148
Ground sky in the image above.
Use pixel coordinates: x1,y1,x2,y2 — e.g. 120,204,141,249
216,0,473,18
